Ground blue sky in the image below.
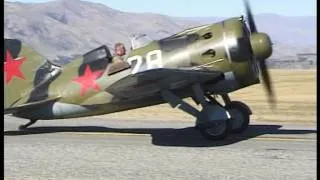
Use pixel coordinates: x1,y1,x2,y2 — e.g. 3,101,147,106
6,0,317,17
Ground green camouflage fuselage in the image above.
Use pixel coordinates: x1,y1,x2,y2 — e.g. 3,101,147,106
6,17,265,120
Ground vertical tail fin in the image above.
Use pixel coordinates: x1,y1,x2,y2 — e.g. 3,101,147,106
4,39,57,110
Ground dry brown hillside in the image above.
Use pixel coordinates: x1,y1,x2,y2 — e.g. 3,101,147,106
5,0,316,67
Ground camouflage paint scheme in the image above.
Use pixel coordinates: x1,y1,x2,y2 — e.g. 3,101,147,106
4,16,272,121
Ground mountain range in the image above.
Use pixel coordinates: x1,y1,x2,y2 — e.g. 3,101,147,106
4,0,316,68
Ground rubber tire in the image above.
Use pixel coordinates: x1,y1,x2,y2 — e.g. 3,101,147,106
225,101,250,133
198,119,232,140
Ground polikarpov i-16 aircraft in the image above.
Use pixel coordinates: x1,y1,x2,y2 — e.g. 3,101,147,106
4,1,275,140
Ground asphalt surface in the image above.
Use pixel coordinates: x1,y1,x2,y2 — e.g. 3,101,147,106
4,115,317,180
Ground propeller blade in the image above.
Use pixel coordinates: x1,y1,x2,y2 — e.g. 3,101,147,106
244,0,276,108
258,59,276,107
244,0,257,33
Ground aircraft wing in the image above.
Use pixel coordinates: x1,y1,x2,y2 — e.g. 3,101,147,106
106,68,224,99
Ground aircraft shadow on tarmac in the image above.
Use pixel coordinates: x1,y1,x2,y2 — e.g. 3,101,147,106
4,124,317,147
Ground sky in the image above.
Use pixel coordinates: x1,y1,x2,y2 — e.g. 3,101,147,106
6,0,317,17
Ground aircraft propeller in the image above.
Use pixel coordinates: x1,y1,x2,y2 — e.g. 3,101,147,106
244,0,276,107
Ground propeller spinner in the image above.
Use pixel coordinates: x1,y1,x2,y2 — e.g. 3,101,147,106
244,0,276,107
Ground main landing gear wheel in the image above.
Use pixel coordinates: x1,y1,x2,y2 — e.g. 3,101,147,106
196,104,232,140
198,119,231,140
225,101,250,133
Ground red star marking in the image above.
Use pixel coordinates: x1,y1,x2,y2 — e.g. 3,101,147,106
4,50,26,84
72,65,103,96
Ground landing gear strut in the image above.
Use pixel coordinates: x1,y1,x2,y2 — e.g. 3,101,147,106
161,84,232,140
19,119,38,130
161,84,253,140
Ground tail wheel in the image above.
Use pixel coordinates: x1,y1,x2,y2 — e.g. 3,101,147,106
225,101,250,133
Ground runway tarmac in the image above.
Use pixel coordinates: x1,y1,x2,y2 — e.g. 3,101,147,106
4,115,317,180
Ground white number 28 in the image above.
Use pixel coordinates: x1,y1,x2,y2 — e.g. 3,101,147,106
126,50,163,74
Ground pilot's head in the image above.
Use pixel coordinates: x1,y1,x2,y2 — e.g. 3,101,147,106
114,43,126,56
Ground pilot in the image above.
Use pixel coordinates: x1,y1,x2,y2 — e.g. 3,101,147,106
113,42,126,63
106,42,131,75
